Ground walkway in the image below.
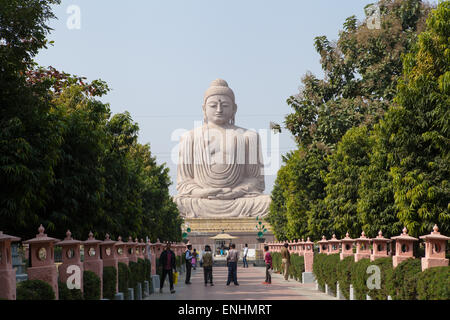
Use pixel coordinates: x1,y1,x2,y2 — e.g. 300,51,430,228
146,266,337,300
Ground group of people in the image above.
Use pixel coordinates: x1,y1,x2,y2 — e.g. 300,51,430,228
157,242,292,293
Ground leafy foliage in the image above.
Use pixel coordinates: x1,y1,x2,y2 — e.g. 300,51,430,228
313,253,340,293
118,262,130,299
16,279,55,300
336,256,355,299
103,266,117,300
386,258,421,299
416,266,450,300
58,281,83,300
83,270,101,300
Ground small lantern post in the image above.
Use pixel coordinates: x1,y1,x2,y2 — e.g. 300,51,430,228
340,233,354,261
84,231,103,298
302,237,315,283
355,231,371,262
23,225,60,299
56,230,83,292
0,231,21,300
318,236,329,254
391,227,418,268
115,236,129,265
419,225,450,271
328,234,340,255
371,231,390,261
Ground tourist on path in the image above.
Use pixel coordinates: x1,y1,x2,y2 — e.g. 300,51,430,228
281,242,291,281
263,245,272,284
243,243,249,268
200,245,214,286
159,243,176,294
185,244,193,284
226,243,240,286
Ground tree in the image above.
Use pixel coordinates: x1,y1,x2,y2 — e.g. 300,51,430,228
376,2,450,236
269,0,432,240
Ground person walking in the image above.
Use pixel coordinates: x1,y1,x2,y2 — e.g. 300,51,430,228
192,248,198,270
263,245,272,284
200,245,214,286
226,243,239,286
185,244,193,284
159,243,176,294
242,244,249,268
281,242,291,281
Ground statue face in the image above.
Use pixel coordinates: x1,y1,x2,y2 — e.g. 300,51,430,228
204,95,235,125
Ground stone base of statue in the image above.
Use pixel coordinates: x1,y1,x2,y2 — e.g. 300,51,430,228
184,217,274,256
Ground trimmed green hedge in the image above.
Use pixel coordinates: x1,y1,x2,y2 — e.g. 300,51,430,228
144,258,151,281
336,256,354,299
313,253,340,293
271,252,304,281
118,262,130,299
103,266,117,300
58,281,83,300
83,270,101,300
386,258,421,300
17,280,55,300
416,266,450,300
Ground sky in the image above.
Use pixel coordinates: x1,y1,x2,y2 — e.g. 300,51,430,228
35,0,392,195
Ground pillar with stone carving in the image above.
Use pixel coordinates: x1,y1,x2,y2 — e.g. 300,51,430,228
100,234,118,293
83,232,103,298
115,236,129,265
370,231,390,261
340,233,354,260
355,231,371,262
328,234,340,255
56,230,83,292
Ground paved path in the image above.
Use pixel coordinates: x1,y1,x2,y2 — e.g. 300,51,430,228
146,266,337,300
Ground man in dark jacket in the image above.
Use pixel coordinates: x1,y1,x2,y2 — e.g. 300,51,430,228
185,244,193,284
159,242,176,294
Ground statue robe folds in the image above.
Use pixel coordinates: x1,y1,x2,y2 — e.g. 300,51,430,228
174,125,271,218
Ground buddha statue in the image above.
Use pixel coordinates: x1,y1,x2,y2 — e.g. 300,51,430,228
173,79,271,218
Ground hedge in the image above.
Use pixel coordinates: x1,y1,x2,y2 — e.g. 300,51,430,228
144,258,151,281
17,280,55,300
336,256,354,299
365,257,393,300
118,262,130,299
83,270,101,300
103,266,117,300
416,266,450,300
271,252,304,281
386,258,421,300
313,253,340,293
58,280,83,300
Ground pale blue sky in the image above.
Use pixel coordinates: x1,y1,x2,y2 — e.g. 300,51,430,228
35,0,395,195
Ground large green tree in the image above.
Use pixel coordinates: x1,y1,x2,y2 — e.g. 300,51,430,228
375,1,450,236
269,0,432,240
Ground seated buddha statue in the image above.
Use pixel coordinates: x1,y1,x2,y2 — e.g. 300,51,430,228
173,79,271,218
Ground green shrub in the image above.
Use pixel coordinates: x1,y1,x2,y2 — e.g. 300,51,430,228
129,261,139,290
416,266,450,300
271,252,282,272
17,280,55,300
289,254,305,281
366,257,393,300
312,253,340,294
144,259,151,281
155,258,162,277
118,262,130,299
83,270,101,300
350,258,372,300
336,256,354,299
137,258,146,283
103,266,117,300
386,258,421,300
312,253,327,291
58,281,83,300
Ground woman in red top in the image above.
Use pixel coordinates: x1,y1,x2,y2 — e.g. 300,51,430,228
263,245,272,284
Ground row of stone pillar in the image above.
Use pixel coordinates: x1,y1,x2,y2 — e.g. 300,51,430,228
0,225,187,300
266,225,449,276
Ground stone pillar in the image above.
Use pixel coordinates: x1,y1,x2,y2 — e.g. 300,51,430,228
56,230,83,292
100,234,118,293
23,225,60,299
371,231,390,261
150,242,157,275
83,232,103,298
0,231,21,300
419,225,449,271
302,237,315,283
138,239,146,260
126,236,138,263
154,239,163,259
318,236,329,254
340,233,354,260
115,236,129,265
391,227,418,268
328,234,340,255
299,238,305,256
355,231,371,262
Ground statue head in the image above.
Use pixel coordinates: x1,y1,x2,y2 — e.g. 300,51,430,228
202,79,237,126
